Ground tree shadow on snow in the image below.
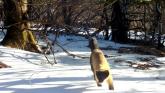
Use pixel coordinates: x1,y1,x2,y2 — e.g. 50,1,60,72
0,76,99,93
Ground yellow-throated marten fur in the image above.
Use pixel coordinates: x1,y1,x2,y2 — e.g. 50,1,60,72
89,37,114,90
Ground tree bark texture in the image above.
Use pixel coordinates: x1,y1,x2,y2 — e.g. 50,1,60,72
2,0,42,53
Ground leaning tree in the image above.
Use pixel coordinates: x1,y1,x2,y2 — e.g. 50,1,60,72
2,0,42,53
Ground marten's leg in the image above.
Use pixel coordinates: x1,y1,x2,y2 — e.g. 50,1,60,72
92,72,101,86
96,77,102,86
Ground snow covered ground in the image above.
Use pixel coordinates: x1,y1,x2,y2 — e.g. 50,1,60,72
0,35,165,93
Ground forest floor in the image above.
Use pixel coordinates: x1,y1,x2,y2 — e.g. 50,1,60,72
0,35,165,93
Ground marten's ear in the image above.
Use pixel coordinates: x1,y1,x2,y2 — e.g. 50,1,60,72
91,37,96,41
89,37,97,43
89,37,98,50
88,37,92,48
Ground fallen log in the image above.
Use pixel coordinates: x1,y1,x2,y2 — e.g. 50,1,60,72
0,62,11,69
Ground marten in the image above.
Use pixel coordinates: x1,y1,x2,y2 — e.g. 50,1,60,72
89,37,114,90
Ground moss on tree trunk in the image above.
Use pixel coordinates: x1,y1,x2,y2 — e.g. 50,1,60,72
2,0,42,53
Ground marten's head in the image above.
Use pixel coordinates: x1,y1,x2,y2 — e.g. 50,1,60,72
89,37,99,51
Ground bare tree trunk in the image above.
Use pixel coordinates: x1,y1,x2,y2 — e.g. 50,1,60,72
156,1,163,49
102,1,110,40
111,0,129,43
2,0,42,53
61,0,72,25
